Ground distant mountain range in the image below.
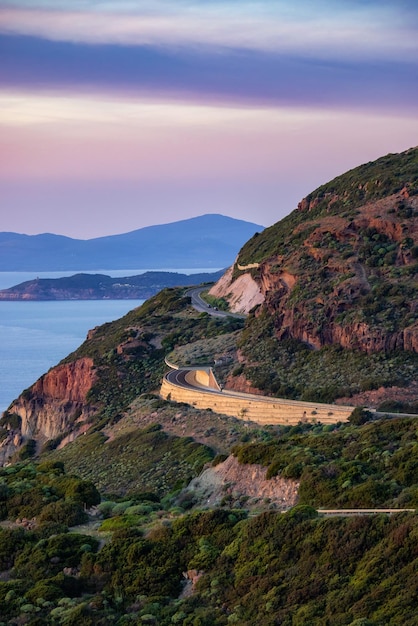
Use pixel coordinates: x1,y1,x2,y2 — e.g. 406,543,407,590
0,214,264,271
0,270,224,301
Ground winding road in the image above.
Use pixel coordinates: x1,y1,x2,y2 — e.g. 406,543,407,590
187,286,245,319
161,286,355,423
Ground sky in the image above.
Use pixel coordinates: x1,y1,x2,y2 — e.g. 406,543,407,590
0,0,418,239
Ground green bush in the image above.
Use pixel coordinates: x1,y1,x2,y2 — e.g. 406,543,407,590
349,407,373,425
38,501,87,527
18,439,36,461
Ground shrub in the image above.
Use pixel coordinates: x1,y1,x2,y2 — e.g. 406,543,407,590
18,439,36,461
38,501,87,527
349,408,373,425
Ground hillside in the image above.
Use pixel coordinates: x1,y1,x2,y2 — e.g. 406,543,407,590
0,287,246,465
0,451,416,626
211,147,417,350
0,416,417,624
0,149,417,623
2,147,418,464
1,294,417,623
0,270,223,300
0,214,264,271
210,147,418,404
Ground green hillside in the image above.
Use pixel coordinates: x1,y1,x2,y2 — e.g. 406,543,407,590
238,146,418,265
221,147,418,403
57,288,243,422
0,428,417,624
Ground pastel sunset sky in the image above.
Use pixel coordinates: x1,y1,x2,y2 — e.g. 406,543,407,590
1,0,418,238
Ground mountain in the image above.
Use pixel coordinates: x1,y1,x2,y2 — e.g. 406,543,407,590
211,147,418,355
207,147,418,405
0,270,224,300
0,214,264,271
0,285,417,624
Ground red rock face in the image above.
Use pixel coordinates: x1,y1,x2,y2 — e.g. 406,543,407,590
6,357,97,445
223,372,265,395
273,314,418,355
31,357,96,402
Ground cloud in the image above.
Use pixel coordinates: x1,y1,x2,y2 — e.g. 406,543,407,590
0,1,417,62
1,34,417,114
1,1,417,115
1,87,417,185
0,88,331,182
0,89,312,127
1,1,417,237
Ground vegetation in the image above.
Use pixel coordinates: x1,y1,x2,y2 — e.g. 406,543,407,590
0,461,100,525
59,288,244,422
2,413,417,624
201,291,231,311
377,399,418,414
1,150,418,623
0,313,416,624
238,146,418,266
235,311,417,402
167,330,239,369
232,417,418,509
47,422,214,497
233,148,418,368
0,493,416,624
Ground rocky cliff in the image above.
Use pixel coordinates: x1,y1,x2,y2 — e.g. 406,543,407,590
0,289,207,464
210,147,418,355
184,455,299,510
209,264,264,313
0,358,96,463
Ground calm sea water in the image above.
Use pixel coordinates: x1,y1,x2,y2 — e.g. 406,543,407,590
0,299,146,413
0,268,219,413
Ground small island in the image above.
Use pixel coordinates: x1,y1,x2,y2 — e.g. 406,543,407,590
0,270,224,300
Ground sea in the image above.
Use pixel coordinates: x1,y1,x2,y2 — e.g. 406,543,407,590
0,268,218,413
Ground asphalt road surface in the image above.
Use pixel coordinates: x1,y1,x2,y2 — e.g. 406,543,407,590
187,286,245,319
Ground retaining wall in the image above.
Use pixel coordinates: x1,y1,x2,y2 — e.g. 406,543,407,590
160,374,354,425
194,368,221,391
236,262,260,270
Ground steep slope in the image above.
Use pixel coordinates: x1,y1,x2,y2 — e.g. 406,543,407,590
0,153,417,626
211,147,418,354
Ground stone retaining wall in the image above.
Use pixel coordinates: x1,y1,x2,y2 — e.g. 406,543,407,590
193,369,221,391
236,262,260,270
160,375,354,425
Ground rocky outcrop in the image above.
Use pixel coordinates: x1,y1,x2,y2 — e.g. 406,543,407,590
208,264,264,314
3,358,97,461
336,380,418,409
0,431,23,466
184,455,299,510
29,357,95,406
318,320,418,354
